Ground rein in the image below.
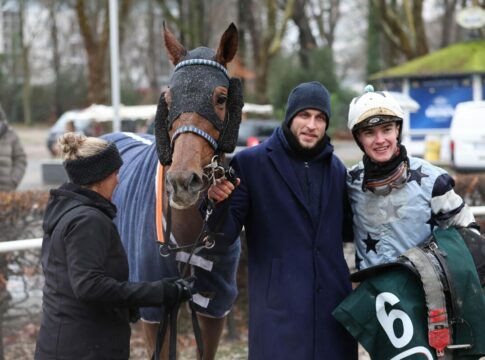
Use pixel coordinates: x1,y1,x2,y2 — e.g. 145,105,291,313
152,156,236,360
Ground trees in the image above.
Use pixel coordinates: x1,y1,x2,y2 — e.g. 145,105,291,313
239,0,295,103
75,0,133,105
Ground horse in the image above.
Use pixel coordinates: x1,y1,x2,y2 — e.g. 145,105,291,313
103,23,243,359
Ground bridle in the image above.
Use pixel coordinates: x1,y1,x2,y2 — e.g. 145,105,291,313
152,157,236,360
151,59,239,360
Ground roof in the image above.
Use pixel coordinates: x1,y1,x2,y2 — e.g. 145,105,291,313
387,92,420,112
370,40,485,80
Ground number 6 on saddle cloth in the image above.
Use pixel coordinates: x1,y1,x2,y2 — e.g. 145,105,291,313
333,227,485,360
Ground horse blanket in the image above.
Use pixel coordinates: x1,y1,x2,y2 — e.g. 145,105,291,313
103,132,240,321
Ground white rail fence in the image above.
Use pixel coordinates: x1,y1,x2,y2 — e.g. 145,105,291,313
2,207,485,254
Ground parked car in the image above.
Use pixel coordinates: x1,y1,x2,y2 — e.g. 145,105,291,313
450,101,485,170
46,105,156,155
237,119,280,146
46,110,95,155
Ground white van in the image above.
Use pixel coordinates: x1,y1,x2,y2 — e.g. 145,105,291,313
449,101,485,170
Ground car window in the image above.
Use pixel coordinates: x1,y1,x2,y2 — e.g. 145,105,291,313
237,120,279,146
258,125,277,137
237,122,255,142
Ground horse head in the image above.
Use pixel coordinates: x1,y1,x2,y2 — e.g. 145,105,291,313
154,23,243,209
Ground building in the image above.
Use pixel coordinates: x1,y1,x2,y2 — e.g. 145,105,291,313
370,40,485,156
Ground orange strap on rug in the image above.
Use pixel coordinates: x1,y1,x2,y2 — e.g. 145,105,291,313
155,163,165,244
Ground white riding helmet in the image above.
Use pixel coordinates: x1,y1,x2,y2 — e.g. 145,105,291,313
348,85,404,133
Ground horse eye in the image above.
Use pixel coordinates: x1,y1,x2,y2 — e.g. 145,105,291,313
216,95,227,105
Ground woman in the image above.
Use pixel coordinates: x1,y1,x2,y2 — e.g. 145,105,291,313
35,133,188,360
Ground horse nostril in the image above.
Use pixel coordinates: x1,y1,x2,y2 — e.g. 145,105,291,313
167,171,204,195
165,175,176,193
187,172,204,193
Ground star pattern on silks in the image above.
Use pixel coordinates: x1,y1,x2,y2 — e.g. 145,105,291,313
408,166,429,186
385,200,405,222
349,168,364,184
363,233,380,254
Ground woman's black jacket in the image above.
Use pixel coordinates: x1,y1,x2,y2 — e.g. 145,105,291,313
35,183,166,360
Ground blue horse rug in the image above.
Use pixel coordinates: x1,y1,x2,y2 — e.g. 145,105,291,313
103,132,240,321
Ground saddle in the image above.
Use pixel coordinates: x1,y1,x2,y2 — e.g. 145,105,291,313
349,227,485,359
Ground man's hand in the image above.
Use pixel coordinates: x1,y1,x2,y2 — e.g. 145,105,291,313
208,178,240,202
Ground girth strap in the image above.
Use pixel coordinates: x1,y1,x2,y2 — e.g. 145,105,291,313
402,245,451,358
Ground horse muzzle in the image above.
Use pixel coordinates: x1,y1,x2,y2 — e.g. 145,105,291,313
165,170,205,209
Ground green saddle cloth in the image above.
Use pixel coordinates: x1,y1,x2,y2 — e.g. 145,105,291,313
333,227,485,360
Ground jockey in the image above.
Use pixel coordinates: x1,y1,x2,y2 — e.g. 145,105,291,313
333,86,485,360
346,85,478,270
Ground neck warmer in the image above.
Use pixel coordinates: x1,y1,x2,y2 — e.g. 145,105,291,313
282,122,330,161
362,144,409,192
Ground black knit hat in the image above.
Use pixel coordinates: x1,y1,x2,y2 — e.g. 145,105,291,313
284,81,331,128
63,142,123,185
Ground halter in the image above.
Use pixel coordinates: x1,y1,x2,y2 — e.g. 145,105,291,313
171,125,218,150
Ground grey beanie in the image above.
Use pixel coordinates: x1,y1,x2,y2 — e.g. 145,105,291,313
284,81,331,128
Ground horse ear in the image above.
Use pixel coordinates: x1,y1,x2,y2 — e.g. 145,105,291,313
163,22,187,65
215,23,238,66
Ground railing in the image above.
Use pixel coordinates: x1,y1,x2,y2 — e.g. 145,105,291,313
2,206,485,253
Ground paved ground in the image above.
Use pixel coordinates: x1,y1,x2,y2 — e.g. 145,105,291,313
15,125,54,191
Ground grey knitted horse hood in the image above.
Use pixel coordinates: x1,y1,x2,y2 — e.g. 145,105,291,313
154,47,244,166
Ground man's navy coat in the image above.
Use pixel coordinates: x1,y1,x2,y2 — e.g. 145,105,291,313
211,128,357,359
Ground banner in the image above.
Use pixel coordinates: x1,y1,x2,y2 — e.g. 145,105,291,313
409,77,473,130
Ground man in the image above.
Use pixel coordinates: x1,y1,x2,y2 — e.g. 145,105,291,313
0,104,26,192
346,86,477,270
207,81,357,359
332,86,485,360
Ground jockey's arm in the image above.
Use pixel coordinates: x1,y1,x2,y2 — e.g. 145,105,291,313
430,173,480,233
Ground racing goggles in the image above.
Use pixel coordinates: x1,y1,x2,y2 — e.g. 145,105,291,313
355,116,402,132
366,162,408,196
